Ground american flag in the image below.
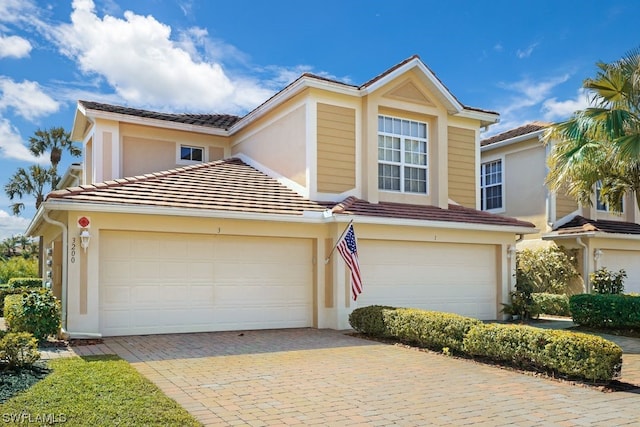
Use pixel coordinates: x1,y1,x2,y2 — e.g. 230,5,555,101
336,224,363,301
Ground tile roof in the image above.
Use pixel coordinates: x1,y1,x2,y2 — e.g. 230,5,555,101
79,100,241,130
330,196,535,228
47,158,326,216
554,215,640,236
481,121,551,147
47,158,534,229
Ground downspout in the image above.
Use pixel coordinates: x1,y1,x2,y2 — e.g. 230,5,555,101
576,237,589,293
43,211,68,332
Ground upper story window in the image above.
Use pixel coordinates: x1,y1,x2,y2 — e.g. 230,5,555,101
481,159,503,211
377,115,428,194
180,145,204,163
596,181,623,213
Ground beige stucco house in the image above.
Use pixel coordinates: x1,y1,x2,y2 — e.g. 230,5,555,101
481,122,640,293
27,56,535,338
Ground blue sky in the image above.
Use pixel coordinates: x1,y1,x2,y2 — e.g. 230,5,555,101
0,0,638,240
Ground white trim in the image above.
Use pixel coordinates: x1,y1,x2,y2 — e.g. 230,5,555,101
31,199,538,235
306,101,317,199
82,107,229,136
176,143,206,166
377,114,429,195
481,129,545,153
362,59,463,113
480,157,505,213
543,230,640,242
475,128,481,210
234,153,309,198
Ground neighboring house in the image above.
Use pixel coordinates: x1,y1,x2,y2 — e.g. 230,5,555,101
27,56,535,338
481,122,640,294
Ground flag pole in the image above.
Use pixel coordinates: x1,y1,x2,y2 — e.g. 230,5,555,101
324,219,354,264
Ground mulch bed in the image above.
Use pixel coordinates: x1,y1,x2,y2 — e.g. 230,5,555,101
0,362,50,403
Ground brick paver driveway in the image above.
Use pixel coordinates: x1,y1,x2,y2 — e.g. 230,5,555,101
85,329,640,426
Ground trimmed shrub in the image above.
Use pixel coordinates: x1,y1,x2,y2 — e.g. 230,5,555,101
349,306,481,353
463,323,622,381
7,277,42,289
516,246,580,294
4,289,61,342
590,267,626,295
0,332,40,369
385,308,481,353
349,305,396,337
533,293,571,317
570,293,640,329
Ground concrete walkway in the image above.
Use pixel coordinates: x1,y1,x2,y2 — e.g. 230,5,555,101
45,328,640,426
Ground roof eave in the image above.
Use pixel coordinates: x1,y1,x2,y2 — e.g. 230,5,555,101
481,129,546,152
81,106,230,137
544,230,640,241
331,213,538,234
456,109,500,128
32,199,537,235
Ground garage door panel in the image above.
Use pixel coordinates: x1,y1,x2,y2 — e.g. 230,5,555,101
100,231,313,336
601,250,640,294
358,240,497,320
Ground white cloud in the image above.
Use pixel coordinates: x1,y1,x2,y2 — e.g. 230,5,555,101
542,88,590,121
482,74,577,137
498,74,570,115
0,34,32,58
516,42,539,59
46,0,274,114
0,77,60,121
0,210,31,241
0,0,37,25
0,118,48,163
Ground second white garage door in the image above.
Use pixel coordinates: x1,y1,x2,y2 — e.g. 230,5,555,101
600,250,640,294
357,240,498,320
99,231,313,336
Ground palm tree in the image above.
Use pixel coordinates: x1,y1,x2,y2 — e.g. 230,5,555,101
545,47,640,212
29,127,81,189
0,235,19,259
4,165,51,215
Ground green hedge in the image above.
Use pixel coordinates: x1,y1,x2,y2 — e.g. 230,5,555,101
385,308,481,353
533,293,571,317
349,305,396,338
350,305,622,382
463,323,622,381
570,293,640,329
350,306,480,353
7,277,42,289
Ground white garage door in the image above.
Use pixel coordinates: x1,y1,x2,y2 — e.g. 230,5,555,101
99,231,313,336
357,240,498,320
600,250,640,294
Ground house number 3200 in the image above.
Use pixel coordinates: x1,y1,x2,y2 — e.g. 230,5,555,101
70,238,77,263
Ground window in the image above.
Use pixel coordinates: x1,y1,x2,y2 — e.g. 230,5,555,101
481,159,503,211
377,115,428,194
596,181,623,212
180,145,204,163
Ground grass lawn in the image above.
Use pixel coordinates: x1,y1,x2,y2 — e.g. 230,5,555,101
0,355,201,426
